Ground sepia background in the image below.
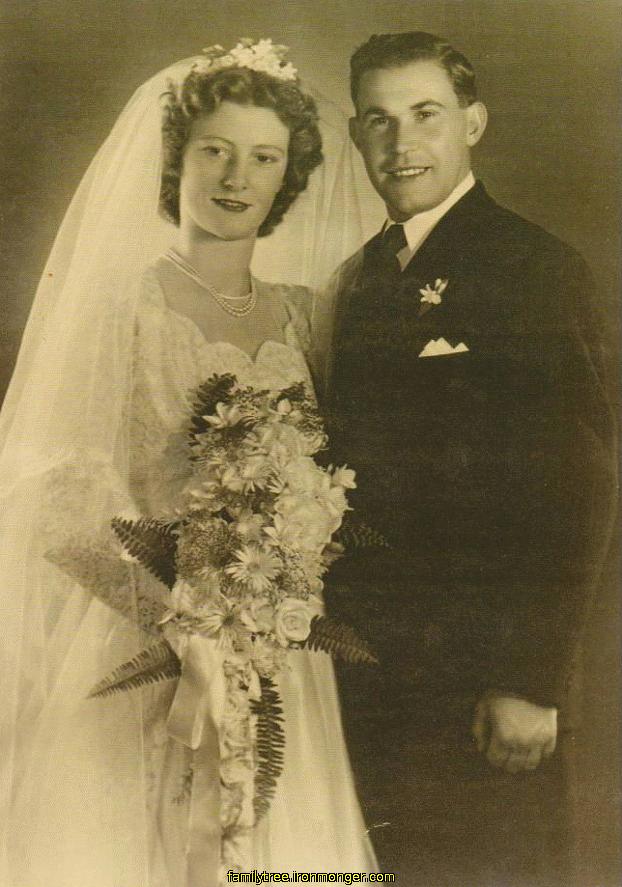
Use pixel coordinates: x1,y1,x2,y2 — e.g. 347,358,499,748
0,0,619,883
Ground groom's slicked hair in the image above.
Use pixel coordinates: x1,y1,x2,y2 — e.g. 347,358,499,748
350,32,477,110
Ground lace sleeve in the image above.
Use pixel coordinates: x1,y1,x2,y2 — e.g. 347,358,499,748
34,271,170,635
36,448,168,635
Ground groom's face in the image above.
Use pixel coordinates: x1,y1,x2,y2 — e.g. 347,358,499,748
350,60,486,220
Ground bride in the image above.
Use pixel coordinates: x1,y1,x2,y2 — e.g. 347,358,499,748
0,40,376,886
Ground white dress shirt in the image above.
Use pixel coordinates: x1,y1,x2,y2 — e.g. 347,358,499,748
385,171,476,271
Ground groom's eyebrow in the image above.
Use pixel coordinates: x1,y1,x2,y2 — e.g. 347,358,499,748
412,100,445,109
363,100,446,118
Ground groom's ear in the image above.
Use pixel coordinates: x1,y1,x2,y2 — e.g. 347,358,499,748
465,101,488,147
349,115,362,152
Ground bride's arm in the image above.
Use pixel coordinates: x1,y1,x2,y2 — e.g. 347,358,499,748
40,270,174,635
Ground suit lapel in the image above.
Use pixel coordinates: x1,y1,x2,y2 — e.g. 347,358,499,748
394,182,497,325
328,182,499,389
401,181,494,280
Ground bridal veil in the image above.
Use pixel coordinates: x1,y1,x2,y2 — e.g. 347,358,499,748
0,54,367,885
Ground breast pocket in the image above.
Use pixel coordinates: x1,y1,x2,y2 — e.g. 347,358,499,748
406,350,491,433
413,349,473,391
418,342,471,363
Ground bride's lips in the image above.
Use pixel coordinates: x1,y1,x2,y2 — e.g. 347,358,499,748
212,198,251,212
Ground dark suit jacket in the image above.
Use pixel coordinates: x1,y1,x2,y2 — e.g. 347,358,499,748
320,182,616,713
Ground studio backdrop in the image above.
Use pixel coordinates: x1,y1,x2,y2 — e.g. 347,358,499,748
0,1,619,884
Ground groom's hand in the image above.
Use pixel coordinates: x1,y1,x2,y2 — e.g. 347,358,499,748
471,692,557,773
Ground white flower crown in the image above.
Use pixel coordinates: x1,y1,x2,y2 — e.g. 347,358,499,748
193,38,298,82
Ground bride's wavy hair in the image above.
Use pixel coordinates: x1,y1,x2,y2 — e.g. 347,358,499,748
160,66,323,236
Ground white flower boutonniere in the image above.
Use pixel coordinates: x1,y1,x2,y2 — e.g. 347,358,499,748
419,278,448,306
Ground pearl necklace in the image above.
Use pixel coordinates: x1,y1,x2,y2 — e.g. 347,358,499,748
165,248,257,318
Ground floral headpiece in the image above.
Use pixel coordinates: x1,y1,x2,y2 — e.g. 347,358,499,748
194,38,298,82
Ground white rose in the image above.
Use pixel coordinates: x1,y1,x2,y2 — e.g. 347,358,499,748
274,596,323,647
275,495,335,551
281,456,329,495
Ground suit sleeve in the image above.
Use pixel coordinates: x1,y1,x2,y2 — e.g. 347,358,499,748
484,248,617,708
309,250,364,404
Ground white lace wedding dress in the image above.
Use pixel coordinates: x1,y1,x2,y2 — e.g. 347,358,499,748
129,263,376,883
0,52,376,886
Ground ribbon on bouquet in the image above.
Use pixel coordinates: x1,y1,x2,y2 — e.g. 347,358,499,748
167,635,226,887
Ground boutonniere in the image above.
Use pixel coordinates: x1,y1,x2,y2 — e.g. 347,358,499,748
419,278,448,306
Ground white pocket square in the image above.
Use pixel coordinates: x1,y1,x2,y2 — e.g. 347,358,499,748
418,337,469,358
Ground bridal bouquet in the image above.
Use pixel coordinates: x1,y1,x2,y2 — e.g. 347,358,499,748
49,373,379,876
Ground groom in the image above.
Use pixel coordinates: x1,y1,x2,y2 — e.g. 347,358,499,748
314,32,616,885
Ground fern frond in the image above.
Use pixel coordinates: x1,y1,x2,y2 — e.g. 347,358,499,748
111,517,178,588
304,615,379,665
337,515,391,550
88,640,181,699
250,676,285,823
188,373,237,440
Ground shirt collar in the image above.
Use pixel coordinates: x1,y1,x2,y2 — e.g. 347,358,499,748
384,171,476,269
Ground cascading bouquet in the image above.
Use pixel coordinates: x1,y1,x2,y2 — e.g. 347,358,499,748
49,373,382,876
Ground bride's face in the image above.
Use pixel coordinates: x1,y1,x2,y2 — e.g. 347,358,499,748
179,101,290,241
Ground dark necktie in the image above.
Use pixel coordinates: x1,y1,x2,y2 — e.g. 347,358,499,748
381,223,408,274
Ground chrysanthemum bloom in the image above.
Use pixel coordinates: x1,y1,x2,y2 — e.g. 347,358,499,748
188,596,250,653
233,509,265,542
226,545,281,593
239,454,272,491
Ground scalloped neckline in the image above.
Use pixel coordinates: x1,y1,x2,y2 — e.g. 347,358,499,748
147,268,305,366
165,302,303,366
